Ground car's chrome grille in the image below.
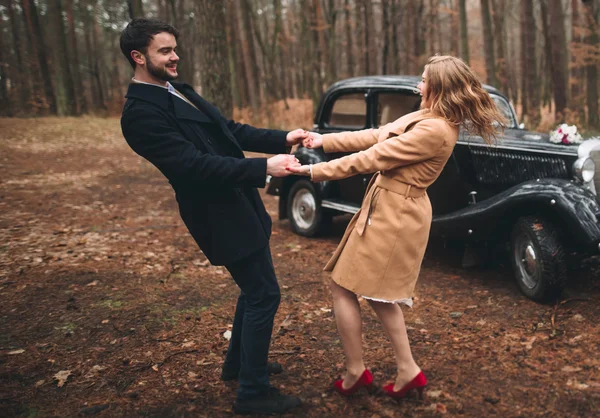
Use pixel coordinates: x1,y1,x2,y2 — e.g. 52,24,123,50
591,149,600,203
471,148,569,186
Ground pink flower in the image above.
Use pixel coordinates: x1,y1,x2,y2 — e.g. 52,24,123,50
562,134,569,144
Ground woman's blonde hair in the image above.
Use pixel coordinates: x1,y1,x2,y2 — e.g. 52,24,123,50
423,55,506,144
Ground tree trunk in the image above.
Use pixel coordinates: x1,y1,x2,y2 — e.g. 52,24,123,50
128,0,144,19
569,0,584,109
491,0,509,96
65,0,87,114
459,0,469,64
480,0,498,87
7,0,30,113
391,0,400,74
324,0,338,86
22,0,57,114
521,0,539,126
362,0,373,75
540,0,554,108
237,0,260,109
0,18,10,116
414,1,426,70
344,0,355,77
91,2,107,111
548,0,569,121
197,1,232,118
450,0,459,56
225,0,244,107
52,0,77,115
582,0,599,129
382,0,390,74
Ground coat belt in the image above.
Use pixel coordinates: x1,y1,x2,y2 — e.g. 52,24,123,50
355,172,426,236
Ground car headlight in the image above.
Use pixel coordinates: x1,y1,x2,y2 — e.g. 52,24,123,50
573,157,595,183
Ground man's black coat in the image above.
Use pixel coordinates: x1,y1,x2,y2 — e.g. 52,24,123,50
121,82,288,265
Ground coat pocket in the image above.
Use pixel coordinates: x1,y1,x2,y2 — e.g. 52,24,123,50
367,188,382,226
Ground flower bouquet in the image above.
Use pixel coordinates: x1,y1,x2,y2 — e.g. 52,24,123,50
549,124,583,145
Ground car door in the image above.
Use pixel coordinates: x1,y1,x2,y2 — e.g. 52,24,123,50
318,89,371,205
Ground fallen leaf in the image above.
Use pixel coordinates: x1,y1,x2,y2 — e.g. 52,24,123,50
449,312,463,318
522,336,537,350
152,364,159,372
54,370,71,387
86,280,99,286
428,403,447,414
561,366,582,373
223,330,232,340
428,390,443,398
566,379,589,390
8,349,25,355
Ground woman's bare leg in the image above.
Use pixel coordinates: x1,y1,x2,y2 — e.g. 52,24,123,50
367,299,421,390
329,280,366,388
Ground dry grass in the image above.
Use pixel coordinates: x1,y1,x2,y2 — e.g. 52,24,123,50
233,98,314,131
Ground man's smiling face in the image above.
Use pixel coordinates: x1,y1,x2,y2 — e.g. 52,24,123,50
137,32,179,82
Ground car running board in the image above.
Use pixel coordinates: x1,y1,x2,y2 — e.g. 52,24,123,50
322,199,360,214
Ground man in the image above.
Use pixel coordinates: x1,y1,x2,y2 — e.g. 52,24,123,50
120,18,305,415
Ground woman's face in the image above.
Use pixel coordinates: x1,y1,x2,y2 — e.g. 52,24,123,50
417,68,429,108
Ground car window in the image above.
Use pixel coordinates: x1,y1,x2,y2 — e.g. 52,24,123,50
376,92,421,127
327,93,367,129
491,95,517,128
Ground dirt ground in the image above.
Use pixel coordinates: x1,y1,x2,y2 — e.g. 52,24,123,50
1,117,599,418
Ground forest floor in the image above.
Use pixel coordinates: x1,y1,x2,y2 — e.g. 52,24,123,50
1,117,599,417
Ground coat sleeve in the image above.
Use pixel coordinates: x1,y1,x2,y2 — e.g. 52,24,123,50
223,118,289,154
311,118,448,182
121,104,268,188
322,128,381,153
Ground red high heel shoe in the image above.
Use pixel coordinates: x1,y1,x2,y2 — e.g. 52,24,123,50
383,371,427,400
333,369,375,396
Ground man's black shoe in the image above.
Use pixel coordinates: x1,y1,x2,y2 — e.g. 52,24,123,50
221,362,283,382
233,388,301,415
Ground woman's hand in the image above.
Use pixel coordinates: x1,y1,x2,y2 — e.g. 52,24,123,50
286,129,310,146
303,132,323,149
285,165,311,176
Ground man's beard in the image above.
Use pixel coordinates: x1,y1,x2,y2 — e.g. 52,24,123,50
146,56,177,82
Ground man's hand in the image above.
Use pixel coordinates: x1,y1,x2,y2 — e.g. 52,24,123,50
267,154,301,177
286,129,310,146
302,132,323,149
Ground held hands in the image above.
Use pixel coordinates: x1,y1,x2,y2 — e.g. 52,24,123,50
267,154,300,177
286,129,323,148
285,165,311,176
302,132,323,149
286,129,310,146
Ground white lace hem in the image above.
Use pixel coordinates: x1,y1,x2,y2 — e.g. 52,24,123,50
360,295,413,307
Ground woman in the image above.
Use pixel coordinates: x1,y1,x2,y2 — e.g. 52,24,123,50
287,55,506,399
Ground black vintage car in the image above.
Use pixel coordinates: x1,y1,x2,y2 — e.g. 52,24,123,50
267,76,600,302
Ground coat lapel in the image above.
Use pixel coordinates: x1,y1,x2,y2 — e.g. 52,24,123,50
172,82,243,154
386,110,436,138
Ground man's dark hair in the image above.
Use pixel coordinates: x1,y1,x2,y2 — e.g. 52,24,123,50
120,18,179,69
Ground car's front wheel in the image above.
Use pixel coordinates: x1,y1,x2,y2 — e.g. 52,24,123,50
286,180,330,237
509,216,567,302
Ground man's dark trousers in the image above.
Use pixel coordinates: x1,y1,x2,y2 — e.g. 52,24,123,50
223,245,280,400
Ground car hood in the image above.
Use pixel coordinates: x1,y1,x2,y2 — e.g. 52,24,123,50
459,128,579,156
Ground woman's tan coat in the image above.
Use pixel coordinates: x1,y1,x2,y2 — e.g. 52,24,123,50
311,110,459,303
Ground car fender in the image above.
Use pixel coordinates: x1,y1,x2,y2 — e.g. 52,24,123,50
431,179,600,252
